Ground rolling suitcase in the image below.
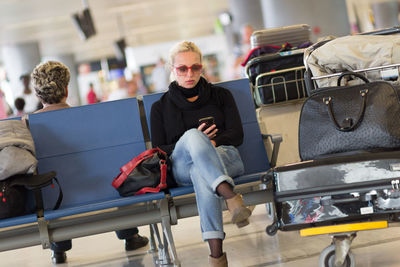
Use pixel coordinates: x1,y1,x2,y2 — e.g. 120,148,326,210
265,150,400,233
250,24,311,49
245,48,308,106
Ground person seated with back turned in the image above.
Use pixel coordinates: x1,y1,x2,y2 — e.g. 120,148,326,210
150,41,252,267
30,60,149,264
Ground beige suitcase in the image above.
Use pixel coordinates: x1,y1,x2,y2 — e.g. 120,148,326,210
251,24,311,49
257,99,304,166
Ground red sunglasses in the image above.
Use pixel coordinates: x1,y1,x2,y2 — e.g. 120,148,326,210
174,64,203,76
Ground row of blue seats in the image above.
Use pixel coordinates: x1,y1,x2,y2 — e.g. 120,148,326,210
0,78,277,266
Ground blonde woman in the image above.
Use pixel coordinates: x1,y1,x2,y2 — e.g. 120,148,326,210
150,41,252,267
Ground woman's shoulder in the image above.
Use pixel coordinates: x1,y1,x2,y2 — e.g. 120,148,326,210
151,92,169,110
157,91,170,104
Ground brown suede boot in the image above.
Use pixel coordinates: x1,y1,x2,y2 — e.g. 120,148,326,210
209,252,228,267
225,194,252,228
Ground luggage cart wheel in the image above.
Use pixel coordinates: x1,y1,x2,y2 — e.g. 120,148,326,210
266,223,278,236
318,244,355,267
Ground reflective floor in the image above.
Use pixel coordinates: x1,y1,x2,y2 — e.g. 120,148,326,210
2,205,400,266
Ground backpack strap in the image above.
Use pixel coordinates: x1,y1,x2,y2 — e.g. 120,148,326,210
9,172,63,213
10,171,56,189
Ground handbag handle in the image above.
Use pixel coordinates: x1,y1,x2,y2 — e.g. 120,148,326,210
134,160,167,196
323,89,369,132
111,147,166,189
120,147,165,175
337,71,370,86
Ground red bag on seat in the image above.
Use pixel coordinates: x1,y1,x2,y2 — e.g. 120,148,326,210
112,147,169,196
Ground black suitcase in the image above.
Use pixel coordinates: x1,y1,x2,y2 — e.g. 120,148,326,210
264,150,400,233
246,49,308,106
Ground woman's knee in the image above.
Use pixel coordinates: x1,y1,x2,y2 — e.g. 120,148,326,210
181,128,205,142
180,129,210,151
173,129,206,157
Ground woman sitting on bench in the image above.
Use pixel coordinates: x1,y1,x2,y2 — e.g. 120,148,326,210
150,41,252,267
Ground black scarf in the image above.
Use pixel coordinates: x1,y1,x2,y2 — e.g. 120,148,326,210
167,77,212,110
159,77,217,141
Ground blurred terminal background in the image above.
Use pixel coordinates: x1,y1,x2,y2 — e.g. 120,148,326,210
0,0,398,117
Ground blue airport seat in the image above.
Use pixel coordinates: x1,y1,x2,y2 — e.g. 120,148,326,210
28,98,155,217
142,92,163,140
0,214,38,228
43,192,165,220
0,78,272,259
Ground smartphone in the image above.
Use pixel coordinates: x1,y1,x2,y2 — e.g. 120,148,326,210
198,116,215,128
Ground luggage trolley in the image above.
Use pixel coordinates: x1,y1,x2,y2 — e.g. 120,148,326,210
245,48,309,107
264,65,400,266
271,27,400,266
263,151,400,267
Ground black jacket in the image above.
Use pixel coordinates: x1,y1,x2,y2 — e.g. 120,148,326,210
150,79,243,155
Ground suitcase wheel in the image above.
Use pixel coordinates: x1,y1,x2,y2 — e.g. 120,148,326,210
318,244,355,267
392,212,400,221
266,223,279,236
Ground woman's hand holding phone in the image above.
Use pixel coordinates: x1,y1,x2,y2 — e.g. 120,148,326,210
198,116,218,144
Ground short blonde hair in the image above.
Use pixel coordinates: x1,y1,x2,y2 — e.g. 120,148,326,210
31,61,70,104
168,41,202,66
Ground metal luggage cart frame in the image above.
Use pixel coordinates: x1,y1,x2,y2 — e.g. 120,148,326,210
245,48,308,107
253,66,307,107
307,63,400,95
264,172,397,267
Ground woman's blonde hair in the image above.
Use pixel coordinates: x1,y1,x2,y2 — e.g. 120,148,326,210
168,41,202,66
31,61,70,104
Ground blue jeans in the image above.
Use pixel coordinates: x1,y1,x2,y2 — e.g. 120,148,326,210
171,129,244,241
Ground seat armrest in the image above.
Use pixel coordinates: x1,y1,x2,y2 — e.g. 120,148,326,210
262,134,283,168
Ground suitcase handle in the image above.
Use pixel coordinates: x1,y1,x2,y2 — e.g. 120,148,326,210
321,196,360,205
323,89,369,132
337,71,370,86
321,193,374,205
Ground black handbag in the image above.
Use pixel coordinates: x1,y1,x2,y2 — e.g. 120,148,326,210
0,172,62,219
299,72,400,161
0,179,27,219
112,147,172,197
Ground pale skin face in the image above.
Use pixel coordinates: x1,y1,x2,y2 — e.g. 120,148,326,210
171,51,202,89
171,50,218,145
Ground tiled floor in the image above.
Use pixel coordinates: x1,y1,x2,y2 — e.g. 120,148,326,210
2,205,400,266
